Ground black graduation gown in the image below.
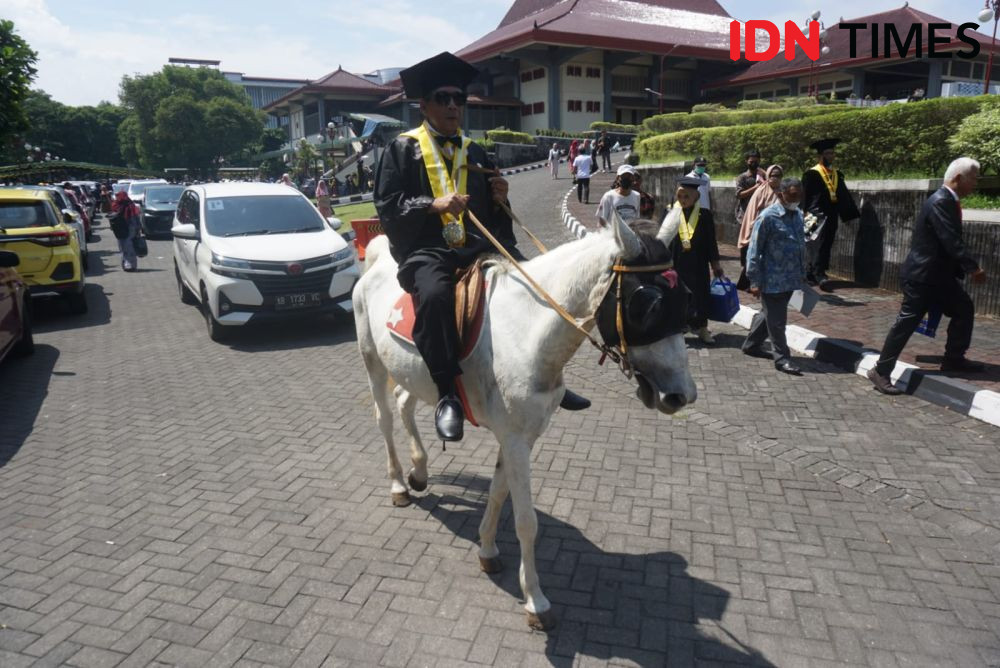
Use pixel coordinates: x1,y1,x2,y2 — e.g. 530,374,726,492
373,133,519,391
669,207,719,328
801,166,860,275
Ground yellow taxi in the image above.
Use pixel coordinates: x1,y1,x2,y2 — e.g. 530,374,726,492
0,189,87,314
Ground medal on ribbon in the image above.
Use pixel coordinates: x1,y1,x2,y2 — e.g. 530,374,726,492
674,200,700,252
402,122,470,248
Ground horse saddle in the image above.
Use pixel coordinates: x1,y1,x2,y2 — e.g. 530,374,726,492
386,258,488,362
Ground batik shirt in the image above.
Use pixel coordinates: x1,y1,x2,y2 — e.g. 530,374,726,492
746,202,806,294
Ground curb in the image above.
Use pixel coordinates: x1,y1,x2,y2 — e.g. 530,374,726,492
732,304,1000,428
562,208,1000,429
329,192,373,207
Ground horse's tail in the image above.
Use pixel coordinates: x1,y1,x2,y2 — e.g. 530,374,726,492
362,235,390,275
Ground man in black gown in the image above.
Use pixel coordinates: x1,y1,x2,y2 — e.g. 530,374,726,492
669,177,724,344
374,52,589,442
801,138,860,291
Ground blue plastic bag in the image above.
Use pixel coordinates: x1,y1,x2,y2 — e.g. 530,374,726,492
915,308,942,338
708,278,740,322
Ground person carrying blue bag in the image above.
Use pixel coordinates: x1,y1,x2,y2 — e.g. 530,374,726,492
667,177,725,344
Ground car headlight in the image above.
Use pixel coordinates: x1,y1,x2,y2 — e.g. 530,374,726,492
211,252,252,271
330,247,352,264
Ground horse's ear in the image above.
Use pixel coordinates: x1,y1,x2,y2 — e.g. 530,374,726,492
613,210,642,260
657,205,682,246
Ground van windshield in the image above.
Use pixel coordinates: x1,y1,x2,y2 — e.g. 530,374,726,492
204,195,325,237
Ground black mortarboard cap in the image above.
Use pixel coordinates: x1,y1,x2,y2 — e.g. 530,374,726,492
399,52,479,99
676,176,703,189
693,155,707,164
809,138,840,153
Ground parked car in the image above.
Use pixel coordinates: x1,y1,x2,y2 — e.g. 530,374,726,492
172,182,357,341
0,189,87,314
141,184,185,237
0,250,33,363
126,179,168,207
0,186,88,272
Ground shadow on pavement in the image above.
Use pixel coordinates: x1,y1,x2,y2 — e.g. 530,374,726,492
0,344,59,467
415,474,776,667
32,283,112,332
225,314,357,352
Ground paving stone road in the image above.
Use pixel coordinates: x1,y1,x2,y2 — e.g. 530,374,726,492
0,168,998,667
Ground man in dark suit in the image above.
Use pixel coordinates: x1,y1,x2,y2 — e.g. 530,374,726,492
801,138,860,291
868,157,988,395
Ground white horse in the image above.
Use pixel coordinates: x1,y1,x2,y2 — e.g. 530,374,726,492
352,214,697,629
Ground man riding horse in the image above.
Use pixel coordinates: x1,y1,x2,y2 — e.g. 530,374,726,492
373,51,590,442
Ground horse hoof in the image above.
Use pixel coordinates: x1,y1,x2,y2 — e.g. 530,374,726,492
407,471,427,492
391,491,411,507
478,556,503,574
526,609,557,631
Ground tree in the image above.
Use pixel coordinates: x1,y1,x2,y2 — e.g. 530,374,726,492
294,139,318,181
119,65,264,176
21,90,127,165
949,107,1000,175
0,20,38,160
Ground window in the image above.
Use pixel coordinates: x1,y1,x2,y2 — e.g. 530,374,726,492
177,192,200,227
585,100,601,113
567,99,582,112
520,71,531,83
533,68,545,80
567,65,582,77
586,67,601,78
521,104,531,117
612,75,644,95
950,61,972,78
533,101,545,114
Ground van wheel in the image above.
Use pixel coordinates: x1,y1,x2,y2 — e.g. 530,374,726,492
176,263,196,304
14,297,35,356
201,287,228,342
66,289,88,315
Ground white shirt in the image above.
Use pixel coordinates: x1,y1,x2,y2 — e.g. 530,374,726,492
548,149,560,162
573,155,593,179
686,169,712,209
596,189,641,227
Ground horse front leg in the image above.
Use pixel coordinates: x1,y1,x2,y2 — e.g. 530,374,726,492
395,387,428,492
478,450,508,574
502,439,555,631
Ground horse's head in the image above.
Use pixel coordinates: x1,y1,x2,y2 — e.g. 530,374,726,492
595,213,697,414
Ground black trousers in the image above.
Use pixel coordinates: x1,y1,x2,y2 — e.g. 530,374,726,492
810,215,839,277
397,253,464,398
600,152,611,171
874,279,975,376
576,177,590,203
742,291,793,362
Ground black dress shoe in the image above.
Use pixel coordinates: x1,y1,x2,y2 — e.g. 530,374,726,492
940,357,985,373
867,368,902,395
559,388,591,411
818,279,834,292
805,273,818,286
775,359,802,375
434,395,464,442
742,346,772,360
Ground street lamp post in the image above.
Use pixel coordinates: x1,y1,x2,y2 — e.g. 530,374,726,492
644,87,664,114
806,11,832,97
980,1,999,95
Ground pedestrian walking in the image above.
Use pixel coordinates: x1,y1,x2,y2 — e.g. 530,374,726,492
316,178,333,218
280,173,295,188
568,139,579,177
111,190,142,272
737,164,783,287
596,130,612,172
734,149,766,226
742,178,807,375
668,177,724,344
572,146,594,204
867,157,988,395
685,156,712,211
548,143,560,179
801,138,860,291
596,164,640,228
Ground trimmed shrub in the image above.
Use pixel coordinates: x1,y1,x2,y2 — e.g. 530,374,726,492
639,104,853,139
691,103,726,113
486,129,534,144
589,121,640,135
636,96,992,176
533,128,589,138
949,107,1000,175
736,99,777,110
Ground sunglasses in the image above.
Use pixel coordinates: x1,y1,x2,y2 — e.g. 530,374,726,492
431,91,467,107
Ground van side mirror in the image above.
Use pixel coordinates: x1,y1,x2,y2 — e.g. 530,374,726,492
62,210,75,224
172,223,200,240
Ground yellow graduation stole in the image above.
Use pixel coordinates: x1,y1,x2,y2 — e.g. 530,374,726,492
810,163,838,204
674,200,700,251
401,122,471,247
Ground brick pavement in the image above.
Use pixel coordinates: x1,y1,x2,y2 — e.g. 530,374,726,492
566,169,1000,393
0,175,997,667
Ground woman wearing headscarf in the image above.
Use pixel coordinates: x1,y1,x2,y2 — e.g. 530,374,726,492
737,164,783,289
111,190,142,272
316,178,333,218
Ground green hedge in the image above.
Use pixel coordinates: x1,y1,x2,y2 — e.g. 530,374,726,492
691,103,726,113
533,128,589,138
636,96,994,176
589,121,640,135
486,129,535,144
640,104,852,139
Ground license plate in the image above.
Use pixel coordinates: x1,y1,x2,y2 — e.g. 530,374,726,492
274,292,323,310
